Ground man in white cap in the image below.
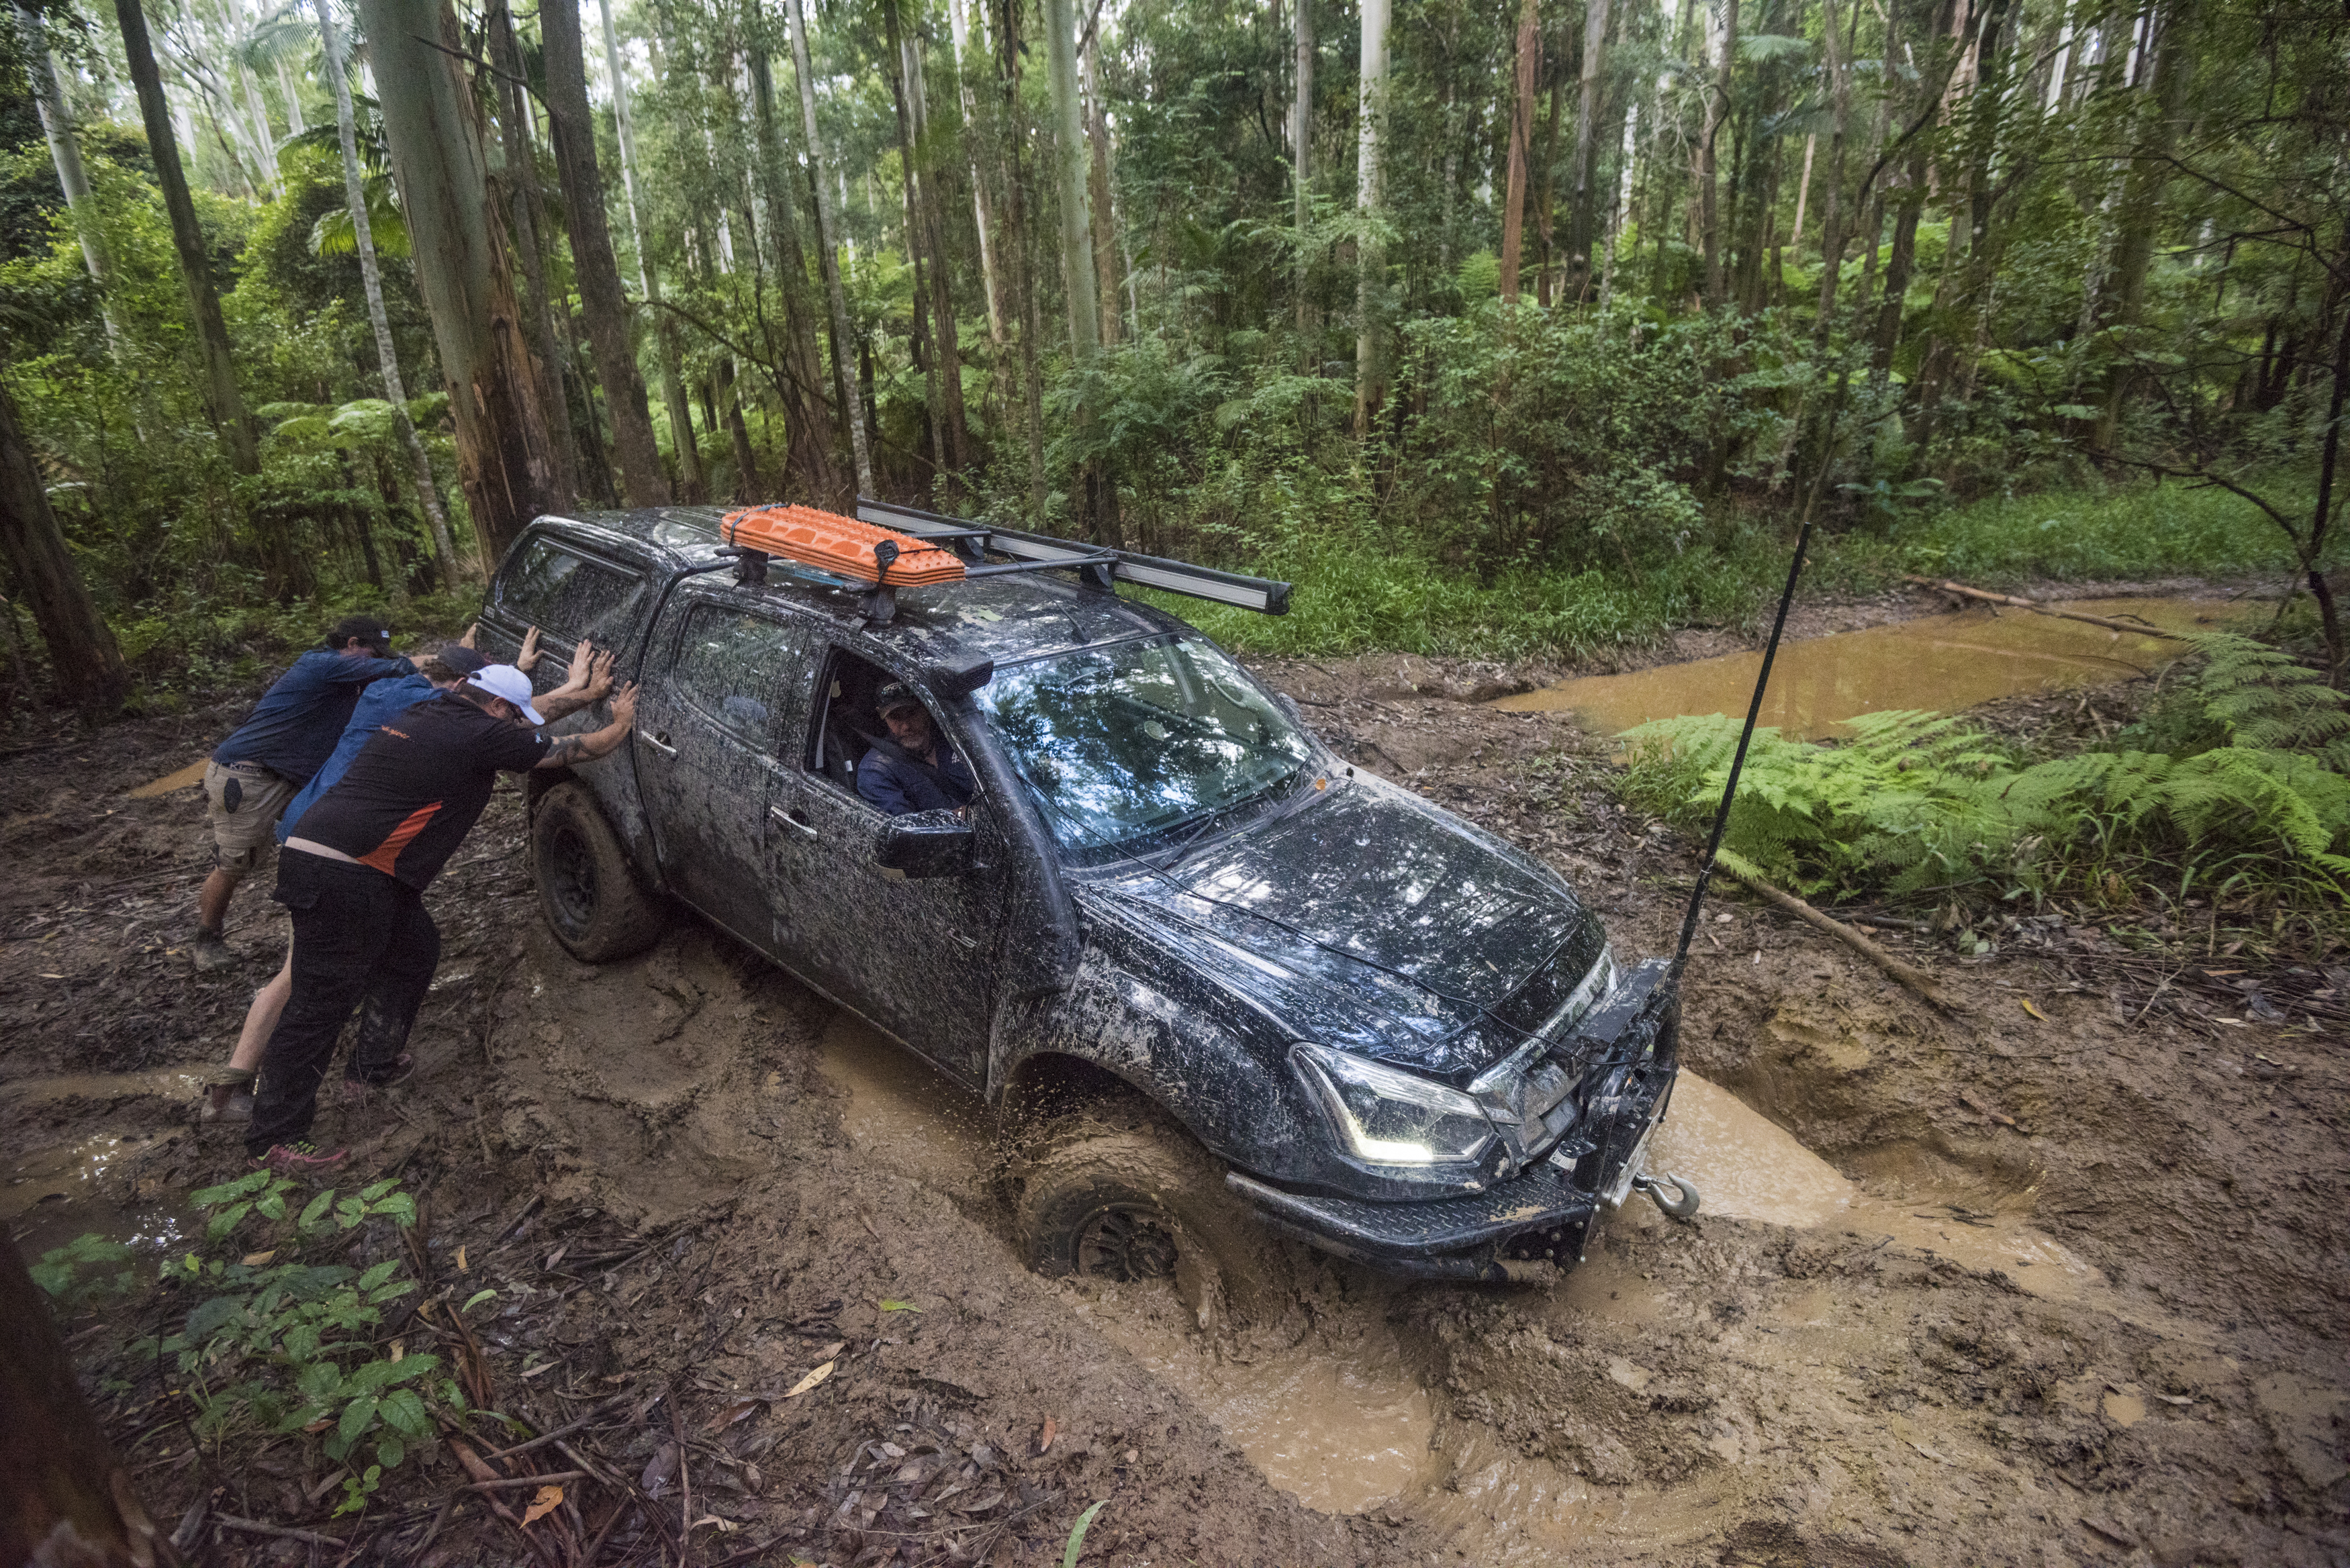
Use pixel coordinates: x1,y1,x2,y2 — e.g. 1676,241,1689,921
244,663,638,1173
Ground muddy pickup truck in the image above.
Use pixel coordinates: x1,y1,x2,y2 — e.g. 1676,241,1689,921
471,500,1689,1306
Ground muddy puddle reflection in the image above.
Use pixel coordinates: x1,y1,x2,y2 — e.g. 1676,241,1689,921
4,1132,189,1266
1494,597,2249,739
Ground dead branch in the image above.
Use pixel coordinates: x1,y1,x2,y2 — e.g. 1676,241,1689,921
1904,577,2191,641
1717,854,1967,1013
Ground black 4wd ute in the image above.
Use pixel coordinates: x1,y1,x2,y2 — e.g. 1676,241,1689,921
474,500,1690,1303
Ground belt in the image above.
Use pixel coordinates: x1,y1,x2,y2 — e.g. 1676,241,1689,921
285,837,364,866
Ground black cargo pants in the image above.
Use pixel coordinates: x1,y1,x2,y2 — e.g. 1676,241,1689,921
246,850,440,1157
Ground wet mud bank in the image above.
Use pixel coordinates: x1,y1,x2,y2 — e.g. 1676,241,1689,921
3,585,2344,1566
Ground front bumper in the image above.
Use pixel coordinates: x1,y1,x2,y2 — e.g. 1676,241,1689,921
1227,958,1681,1281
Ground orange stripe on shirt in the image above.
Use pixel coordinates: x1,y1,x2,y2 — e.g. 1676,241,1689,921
359,801,440,875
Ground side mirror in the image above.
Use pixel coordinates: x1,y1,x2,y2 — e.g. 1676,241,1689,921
927,656,995,700
875,809,975,879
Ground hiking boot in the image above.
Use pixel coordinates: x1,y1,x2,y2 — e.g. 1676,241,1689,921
201,1088,254,1124
190,930,234,972
250,1140,348,1176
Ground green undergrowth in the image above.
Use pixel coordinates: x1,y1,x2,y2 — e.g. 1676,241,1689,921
1125,473,2313,661
1618,634,2350,915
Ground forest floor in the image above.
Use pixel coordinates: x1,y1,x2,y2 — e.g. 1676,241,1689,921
3,576,2344,1568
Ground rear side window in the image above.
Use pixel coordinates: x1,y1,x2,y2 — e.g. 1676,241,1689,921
497,536,645,646
671,606,802,744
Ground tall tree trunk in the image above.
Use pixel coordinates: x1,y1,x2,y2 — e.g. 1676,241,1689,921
882,0,945,502
114,0,258,474
1564,0,1613,304
487,0,580,506
316,0,461,573
0,1236,160,1563
747,30,842,504
1291,0,1313,346
718,358,760,498
1354,0,1389,431
542,0,671,506
12,2,120,346
358,0,559,565
947,0,1007,347
1811,0,1852,340
996,0,1046,520
0,372,128,710
1082,25,1121,346
906,21,970,493
787,0,875,497
1499,0,1539,305
601,0,705,501
1045,0,1111,538
2094,0,2194,450
1699,0,1740,309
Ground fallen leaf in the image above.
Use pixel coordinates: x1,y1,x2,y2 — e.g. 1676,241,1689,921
240,1251,276,1267
544,1245,567,1270
302,1418,332,1434
1037,1416,1058,1454
520,1361,559,1379
812,1339,847,1360
953,1489,1006,1515
878,1298,921,1313
38,973,64,980
2155,1394,2195,1407
2020,998,2048,1021
520,1485,564,1527
783,1360,835,1398
691,1516,740,1534
457,1245,468,1273
704,1399,763,1432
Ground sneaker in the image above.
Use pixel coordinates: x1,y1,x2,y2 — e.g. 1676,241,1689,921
200,1089,255,1124
250,1140,348,1176
191,930,235,972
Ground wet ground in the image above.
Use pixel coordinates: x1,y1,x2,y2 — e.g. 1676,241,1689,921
5,578,2345,1567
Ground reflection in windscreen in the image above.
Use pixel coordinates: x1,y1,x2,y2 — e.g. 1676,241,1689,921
976,636,1313,858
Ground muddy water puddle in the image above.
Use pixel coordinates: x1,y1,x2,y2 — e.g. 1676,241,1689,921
1493,597,2249,739
4,1131,189,1266
127,758,207,798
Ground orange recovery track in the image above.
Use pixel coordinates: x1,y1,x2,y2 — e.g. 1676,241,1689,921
720,503,968,587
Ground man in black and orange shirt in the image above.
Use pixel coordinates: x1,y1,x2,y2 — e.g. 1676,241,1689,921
245,664,638,1173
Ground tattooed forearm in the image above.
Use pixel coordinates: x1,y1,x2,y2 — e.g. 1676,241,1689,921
541,735,595,767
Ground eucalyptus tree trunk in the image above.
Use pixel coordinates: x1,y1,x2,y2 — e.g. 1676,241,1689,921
995,0,1046,520
1082,26,1121,346
358,0,559,565
1811,0,1854,343
114,0,258,475
904,17,970,489
2094,0,2194,450
275,54,305,134
786,0,874,497
1353,0,1389,432
881,0,945,497
1699,0,1740,309
0,1236,158,1562
601,0,705,501
1290,0,1312,344
1564,0,1613,304
488,0,579,505
542,0,671,505
947,0,1007,347
316,0,459,572
12,3,120,346
747,35,842,503
0,373,128,710
1045,0,1112,538
1499,0,1538,305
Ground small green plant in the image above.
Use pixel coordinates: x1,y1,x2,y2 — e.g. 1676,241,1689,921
1062,1500,1107,1567
150,1171,460,1515
31,1234,140,1308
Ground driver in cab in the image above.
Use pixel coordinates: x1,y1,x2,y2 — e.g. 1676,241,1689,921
858,683,976,817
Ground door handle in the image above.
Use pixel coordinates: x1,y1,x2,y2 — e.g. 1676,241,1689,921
768,804,818,837
641,730,677,758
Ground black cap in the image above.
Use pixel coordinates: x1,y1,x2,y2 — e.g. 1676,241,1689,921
875,681,922,716
327,615,393,650
435,643,490,677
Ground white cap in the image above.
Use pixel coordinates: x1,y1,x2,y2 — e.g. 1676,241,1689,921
466,664,546,726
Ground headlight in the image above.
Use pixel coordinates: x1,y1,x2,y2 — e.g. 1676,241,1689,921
1294,1043,1496,1166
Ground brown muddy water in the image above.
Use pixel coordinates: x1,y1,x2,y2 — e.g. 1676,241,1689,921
1492,597,2249,740
126,758,207,798
812,1017,2106,1528
5,1070,210,1265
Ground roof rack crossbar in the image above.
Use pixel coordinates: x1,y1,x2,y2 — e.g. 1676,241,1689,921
855,497,1292,616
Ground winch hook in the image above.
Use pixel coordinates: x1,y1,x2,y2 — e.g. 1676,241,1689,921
1632,1172,1701,1221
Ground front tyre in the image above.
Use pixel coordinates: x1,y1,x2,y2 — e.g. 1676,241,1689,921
1015,1119,1284,1332
530,782,663,963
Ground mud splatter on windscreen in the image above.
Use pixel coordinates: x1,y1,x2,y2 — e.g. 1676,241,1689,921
498,538,648,647
976,636,1313,861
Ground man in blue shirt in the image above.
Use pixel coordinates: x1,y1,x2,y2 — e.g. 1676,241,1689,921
195,618,412,971
856,682,977,816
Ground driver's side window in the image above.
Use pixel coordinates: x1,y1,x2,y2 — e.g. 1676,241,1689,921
806,650,978,814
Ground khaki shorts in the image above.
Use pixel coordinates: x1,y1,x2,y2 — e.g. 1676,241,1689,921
204,760,296,873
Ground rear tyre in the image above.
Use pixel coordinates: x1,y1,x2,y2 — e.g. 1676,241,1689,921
531,783,663,963
1014,1117,1284,1332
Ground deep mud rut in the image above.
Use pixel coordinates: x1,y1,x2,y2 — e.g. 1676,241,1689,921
4,583,2345,1567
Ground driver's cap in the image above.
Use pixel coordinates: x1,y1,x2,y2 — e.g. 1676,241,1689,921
874,681,922,717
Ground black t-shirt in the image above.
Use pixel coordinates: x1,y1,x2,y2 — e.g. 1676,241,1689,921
288,692,548,889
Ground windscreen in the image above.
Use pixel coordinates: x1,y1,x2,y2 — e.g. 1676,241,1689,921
975,636,1315,859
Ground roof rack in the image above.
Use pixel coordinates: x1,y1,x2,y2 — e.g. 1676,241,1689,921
855,497,1292,617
